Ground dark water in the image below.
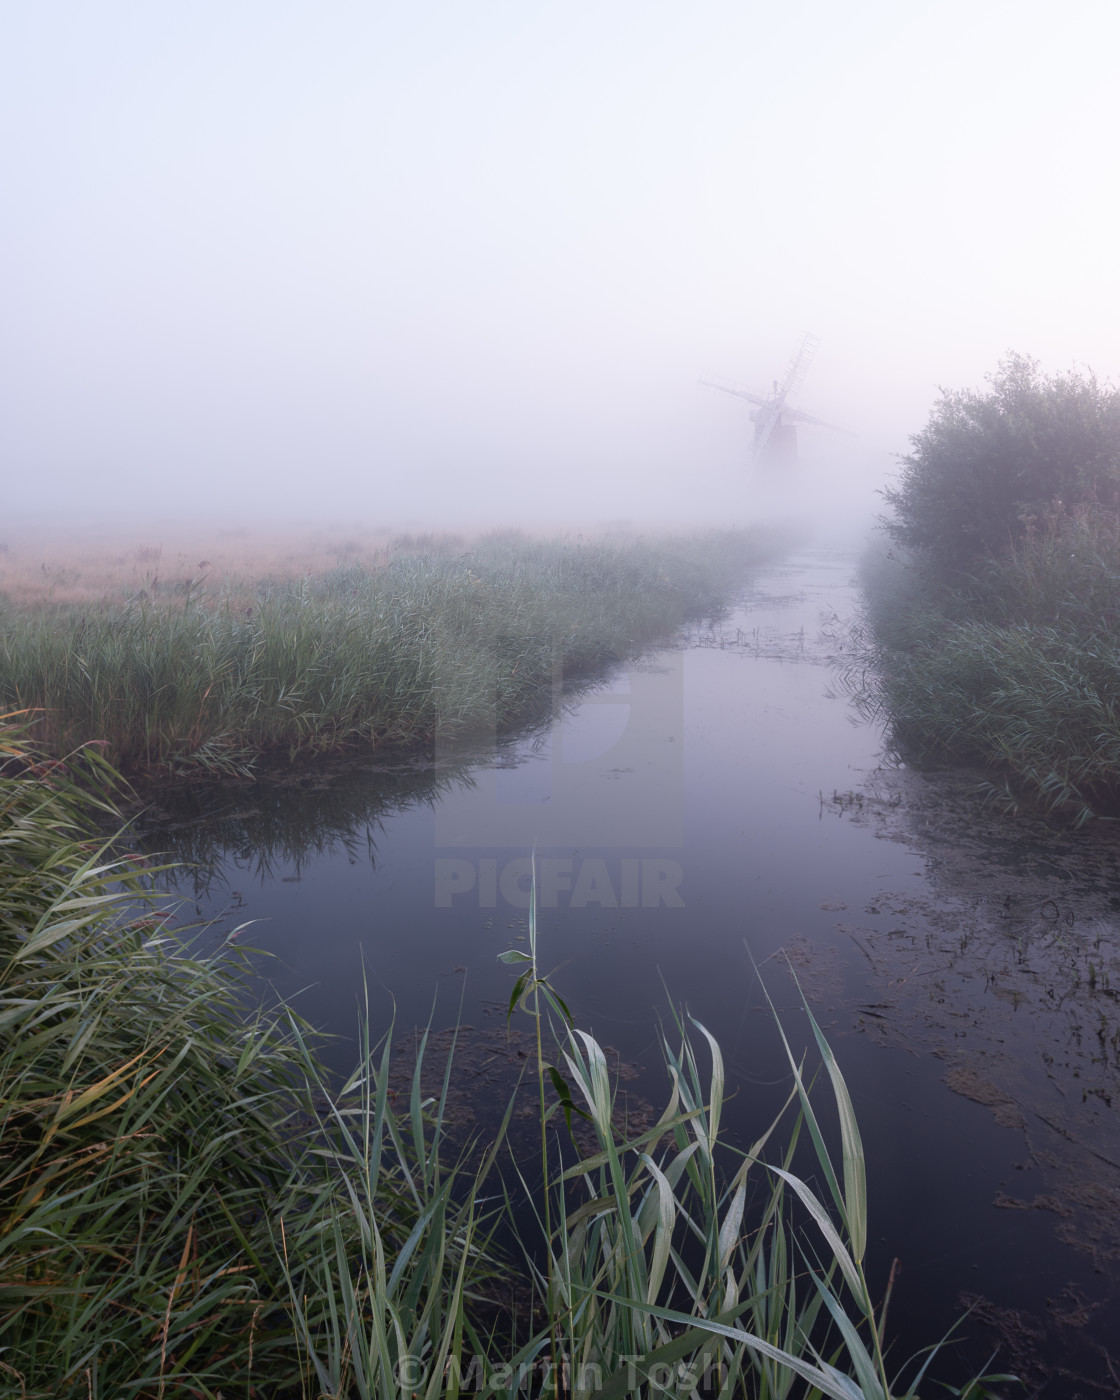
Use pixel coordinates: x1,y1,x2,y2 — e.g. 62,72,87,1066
139,552,1120,1397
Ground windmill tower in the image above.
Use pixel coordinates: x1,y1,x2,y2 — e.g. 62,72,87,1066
700,333,850,467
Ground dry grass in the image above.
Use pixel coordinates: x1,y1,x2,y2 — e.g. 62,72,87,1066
0,523,406,610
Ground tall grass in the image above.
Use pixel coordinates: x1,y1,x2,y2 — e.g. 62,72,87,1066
0,529,787,777
493,867,1011,1400
853,509,1120,823
1,717,1009,1396
0,714,494,1396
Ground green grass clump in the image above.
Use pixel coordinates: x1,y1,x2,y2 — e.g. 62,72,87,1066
854,508,1120,823
1,718,1008,1397
492,875,1010,1400
0,529,786,777
0,715,497,1395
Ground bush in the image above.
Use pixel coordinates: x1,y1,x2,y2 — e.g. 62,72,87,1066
883,353,1120,576
859,355,1120,820
854,509,1120,822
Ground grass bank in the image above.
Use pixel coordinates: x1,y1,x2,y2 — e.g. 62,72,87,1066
854,507,1120,823
0,718,1005,1397
0,528,786,777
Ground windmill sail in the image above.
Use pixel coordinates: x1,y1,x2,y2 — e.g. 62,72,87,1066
700,333,851,467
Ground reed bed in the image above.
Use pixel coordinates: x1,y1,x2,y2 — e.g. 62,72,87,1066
0,716,497,1395
853,509,1120,823
0,718,1005,1397
0,529,785,776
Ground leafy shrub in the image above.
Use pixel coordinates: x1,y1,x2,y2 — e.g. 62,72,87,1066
855,509,1120,821
883,353,1120,576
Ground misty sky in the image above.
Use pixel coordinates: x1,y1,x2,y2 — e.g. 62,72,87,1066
3,1,1118,532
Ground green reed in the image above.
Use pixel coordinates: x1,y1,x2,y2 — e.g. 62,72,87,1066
495,869,1011,1400
0,713,496,1396
0,529,785,777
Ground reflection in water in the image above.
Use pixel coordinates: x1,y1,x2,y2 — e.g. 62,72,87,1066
132,655,643,894
133,756,460,895
133,552,1120,1395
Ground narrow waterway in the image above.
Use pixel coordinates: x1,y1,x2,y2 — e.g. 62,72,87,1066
140,551,1120,1396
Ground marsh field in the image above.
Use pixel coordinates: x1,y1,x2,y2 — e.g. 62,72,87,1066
0,524,791,773
4,527,1120,1397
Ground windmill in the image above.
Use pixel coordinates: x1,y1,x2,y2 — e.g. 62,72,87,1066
700,332,850,467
